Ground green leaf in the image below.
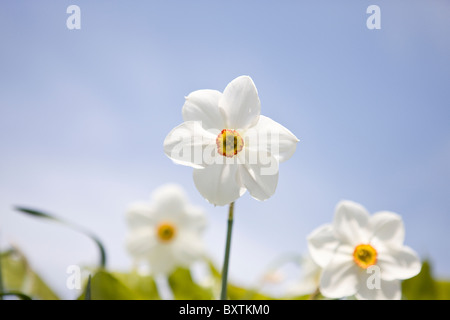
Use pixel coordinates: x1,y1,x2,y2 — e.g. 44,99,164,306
15,206,107,268
435,280,450,300
0,249,4,300
207,260,221,279
402,260,436,299
226,283,275,300
84,275,92,300
285,293,311,300
293,294,312,300
207,260,277,300
14,207,56,220
78,270,144,300
168,267,214,300
0,291,32,300
0,249,59,300
112,271,160,300
402,260,450,300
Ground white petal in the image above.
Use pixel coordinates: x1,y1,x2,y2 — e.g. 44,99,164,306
164,121,217,169
151,183,187,209
126,202,153,229
247,115,299,162
237,149,279,201
377,246,422,281
369,211,405,249
319,249,360,299
126,228,157,260
307,224,340,268
301,254,323,280
219,76,260,129
333,200,370,246
356,277,401,300
146,244,178,275
182,89,225,130
193,163,245,206
148,183,192,224
172,231,205,266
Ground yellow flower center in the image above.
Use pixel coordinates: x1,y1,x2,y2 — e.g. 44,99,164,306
156,222,177,243
216,129,244,158
353,244,377,269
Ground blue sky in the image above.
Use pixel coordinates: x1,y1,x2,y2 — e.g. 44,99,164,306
1,1,449,298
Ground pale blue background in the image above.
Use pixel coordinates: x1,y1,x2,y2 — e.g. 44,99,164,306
1,1,449,298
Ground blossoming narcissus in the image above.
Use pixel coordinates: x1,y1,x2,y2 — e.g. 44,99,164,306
307,200,421,300
163,75,299,206
125,184,206,275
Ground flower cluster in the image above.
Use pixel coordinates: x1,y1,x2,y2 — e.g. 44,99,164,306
124,76,422,300
3,75,426,301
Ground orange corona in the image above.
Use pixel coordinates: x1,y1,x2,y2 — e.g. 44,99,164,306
156,222,177,243
216,129,244,158
353,244,377,269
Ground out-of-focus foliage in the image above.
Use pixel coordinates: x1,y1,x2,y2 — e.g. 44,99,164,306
83,275,91,300
168,267,214,300
2,248,450,300
0,249,59,300
113,271,160,300
207,261,276,300
402,260,450,300
77,270,160,300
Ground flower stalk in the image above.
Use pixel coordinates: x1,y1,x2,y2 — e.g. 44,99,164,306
220,201,235,300
308,288,321,300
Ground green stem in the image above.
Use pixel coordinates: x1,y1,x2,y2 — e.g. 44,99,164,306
220,202,235,300
0,251,3,300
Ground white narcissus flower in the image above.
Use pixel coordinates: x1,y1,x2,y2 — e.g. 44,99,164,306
307,200,421,300
163,75,299,206
125,184,206,275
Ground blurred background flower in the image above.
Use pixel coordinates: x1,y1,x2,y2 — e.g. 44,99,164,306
308,200,421,299
126,184,207,275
